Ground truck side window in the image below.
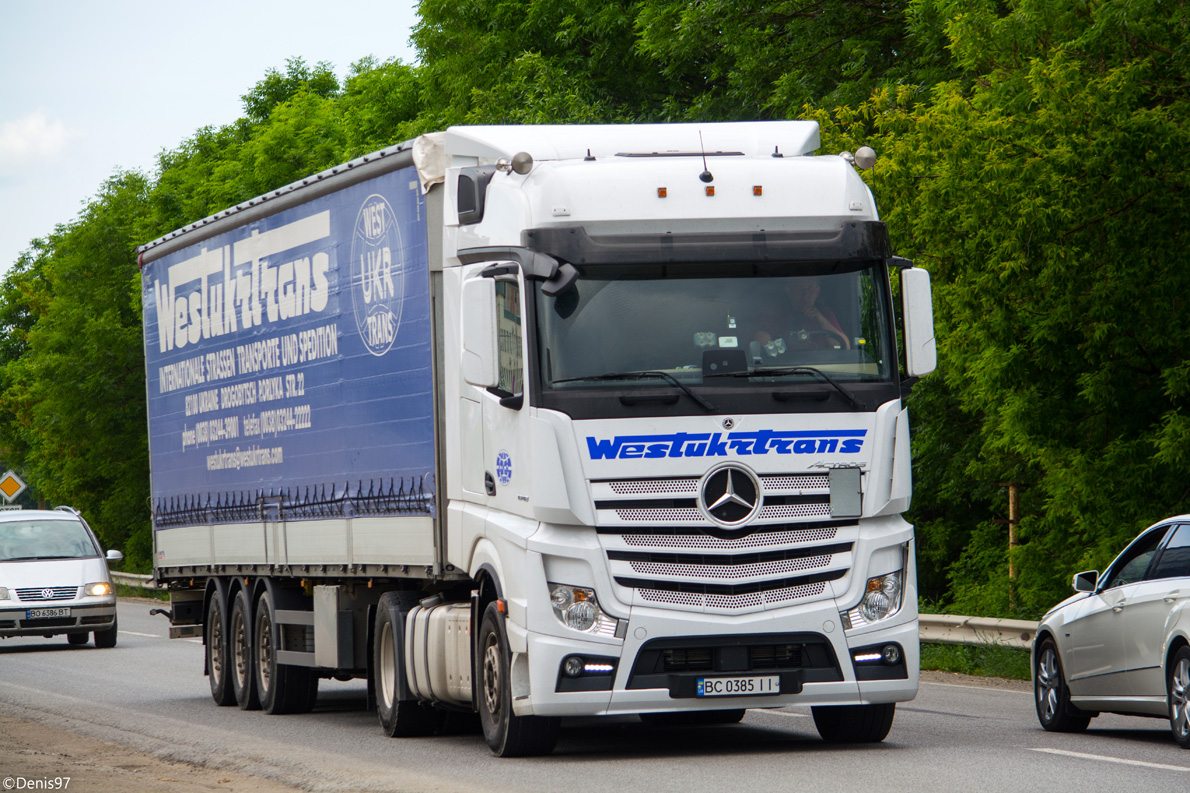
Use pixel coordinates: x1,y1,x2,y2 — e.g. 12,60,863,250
496,280,523,396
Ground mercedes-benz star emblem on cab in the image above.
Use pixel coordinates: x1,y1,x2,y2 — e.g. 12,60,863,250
698,463,761,527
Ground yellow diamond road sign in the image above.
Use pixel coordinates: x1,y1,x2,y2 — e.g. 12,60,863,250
0,470,26,502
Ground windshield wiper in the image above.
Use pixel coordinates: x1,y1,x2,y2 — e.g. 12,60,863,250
552,371,717,412
706,366,866,410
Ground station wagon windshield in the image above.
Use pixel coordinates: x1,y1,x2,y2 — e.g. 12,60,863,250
0,519,98,561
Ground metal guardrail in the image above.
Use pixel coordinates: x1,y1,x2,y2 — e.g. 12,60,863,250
105,573,1037,649
110,571,154,588
918,613,1039,649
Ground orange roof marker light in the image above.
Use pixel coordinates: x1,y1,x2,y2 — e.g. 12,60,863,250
705,186,715,197
753,185,763,196
657,187,667,198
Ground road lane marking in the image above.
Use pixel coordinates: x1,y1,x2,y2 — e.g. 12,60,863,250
1030,748,1190,773
119,631,163,638
921,681,1030,694
751,710,809,719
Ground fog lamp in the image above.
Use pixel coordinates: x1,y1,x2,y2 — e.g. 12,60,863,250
564,656,585,678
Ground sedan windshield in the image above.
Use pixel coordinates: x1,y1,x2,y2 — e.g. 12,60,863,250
0,519,99,561
536,261,893,389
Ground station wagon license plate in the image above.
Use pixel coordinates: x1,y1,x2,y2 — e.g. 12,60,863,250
26,607,71,620
696,675,779,697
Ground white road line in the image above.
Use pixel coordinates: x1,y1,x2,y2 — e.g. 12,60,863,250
751,709,810,719
921,680,1030,694
1030,748,1190,773
118,630,163,638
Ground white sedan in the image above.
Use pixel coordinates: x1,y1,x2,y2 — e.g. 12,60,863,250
1033,516,1190,747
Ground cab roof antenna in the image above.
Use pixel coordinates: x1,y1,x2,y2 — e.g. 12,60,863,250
698,131,713,183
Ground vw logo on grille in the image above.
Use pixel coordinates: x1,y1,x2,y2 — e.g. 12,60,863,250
42,588,55,599
697,463,762,528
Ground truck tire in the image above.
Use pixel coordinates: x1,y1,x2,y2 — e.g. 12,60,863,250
811,702,895,743
478,602,559,757
254,590,318,715
230,589,260,710
206,592,236,706
374,591,442,737
93,615,118,649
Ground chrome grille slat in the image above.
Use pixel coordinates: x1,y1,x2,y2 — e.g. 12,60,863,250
625,554,833,580
15,586,79,602
617,526,839,550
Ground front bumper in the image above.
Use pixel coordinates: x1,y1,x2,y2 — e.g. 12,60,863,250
513,601,919,717
0,600,117,638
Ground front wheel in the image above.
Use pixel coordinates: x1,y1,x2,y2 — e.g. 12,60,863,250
478,603,559,757
67,632,89,646
812,703,895,743
1034,639,1090,733
1169,645,1190,749
94,616,117,649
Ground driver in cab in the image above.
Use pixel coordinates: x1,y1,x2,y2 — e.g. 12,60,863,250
754,277,850,354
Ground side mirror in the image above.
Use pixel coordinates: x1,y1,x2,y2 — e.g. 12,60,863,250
1072,570,1098,593
461,277,498,387
901,267,936,378
106,549,124,562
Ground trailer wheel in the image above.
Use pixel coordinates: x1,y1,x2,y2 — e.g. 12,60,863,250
374,591,442,737
206,592,235,706
254,590,318,715
230,589,260,710
477,603,559,757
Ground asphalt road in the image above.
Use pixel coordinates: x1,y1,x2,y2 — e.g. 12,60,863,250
2,599,1188,792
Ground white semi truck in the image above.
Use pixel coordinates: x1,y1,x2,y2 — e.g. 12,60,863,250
138,121,936,756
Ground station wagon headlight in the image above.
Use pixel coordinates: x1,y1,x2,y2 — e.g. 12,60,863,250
548,583,622,637
84,582,113,597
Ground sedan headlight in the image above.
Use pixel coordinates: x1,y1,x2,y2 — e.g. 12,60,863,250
84,582,113,597
549,583,622,637
842,570,904,629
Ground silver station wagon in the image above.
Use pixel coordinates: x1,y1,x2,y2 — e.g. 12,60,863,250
1033,516,1190,747
0,507,122,647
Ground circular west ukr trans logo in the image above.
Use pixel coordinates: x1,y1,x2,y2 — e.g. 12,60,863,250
350,194,405,356
495,450,513,486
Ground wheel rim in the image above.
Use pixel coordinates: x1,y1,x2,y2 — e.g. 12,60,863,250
483,631,501,717
379,621,395,708
232,608,248,689
1173,657,1190,739
257,608,273,695
1037,646,1061,724
209,610,225,686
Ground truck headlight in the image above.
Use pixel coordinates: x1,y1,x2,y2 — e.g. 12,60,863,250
549,583,622,637
842,570,903,628
84,582,113,597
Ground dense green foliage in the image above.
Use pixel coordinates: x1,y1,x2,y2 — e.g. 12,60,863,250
2,1,1187,616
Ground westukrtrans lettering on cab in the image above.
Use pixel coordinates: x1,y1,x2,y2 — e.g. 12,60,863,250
585,430,867,460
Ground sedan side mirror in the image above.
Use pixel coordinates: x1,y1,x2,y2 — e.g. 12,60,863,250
1072,570,1098,593
106,549,124,562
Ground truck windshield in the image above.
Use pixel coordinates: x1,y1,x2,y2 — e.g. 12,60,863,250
535,261,894,395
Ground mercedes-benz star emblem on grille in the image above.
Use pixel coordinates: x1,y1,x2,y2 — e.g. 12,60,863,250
698,464,762,527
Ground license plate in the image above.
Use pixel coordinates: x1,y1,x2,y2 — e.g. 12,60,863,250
696,675,780,697
26,607,71,620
